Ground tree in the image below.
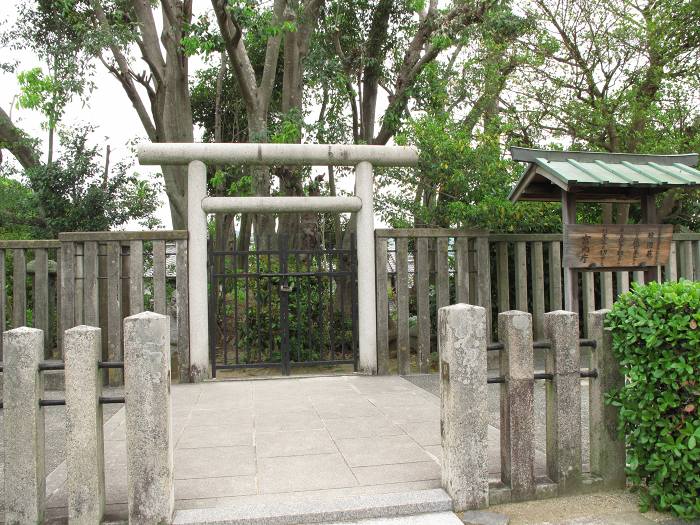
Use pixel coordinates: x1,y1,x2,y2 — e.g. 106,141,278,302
13,0,193,228
502,0,700,225
1,125,161,238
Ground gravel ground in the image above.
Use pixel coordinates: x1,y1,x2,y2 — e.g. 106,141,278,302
486,490,700,525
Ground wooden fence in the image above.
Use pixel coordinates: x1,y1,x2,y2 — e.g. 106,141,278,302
375,228,700,375
0,231,189,384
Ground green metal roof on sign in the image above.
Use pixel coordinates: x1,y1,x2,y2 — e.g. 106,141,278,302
508,147,700,203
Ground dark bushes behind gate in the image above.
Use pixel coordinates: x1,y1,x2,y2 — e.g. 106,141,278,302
606,280,700,519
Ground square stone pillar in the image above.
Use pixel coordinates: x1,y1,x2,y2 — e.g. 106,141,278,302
499,310,535,501
124,312,174,524
3,327,45,524
439,304,489,511
64,325,105,524
544,310,582,493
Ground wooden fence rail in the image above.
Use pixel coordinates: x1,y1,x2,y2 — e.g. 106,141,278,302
376,229,700,375
0,231,189,384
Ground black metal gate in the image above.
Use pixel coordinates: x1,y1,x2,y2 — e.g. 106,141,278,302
209,234,358,376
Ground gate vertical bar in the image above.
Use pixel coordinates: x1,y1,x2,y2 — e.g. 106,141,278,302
351,234,359,370
396,237,410,375
208,239,217,378
279,235,291,375
34,249,49,351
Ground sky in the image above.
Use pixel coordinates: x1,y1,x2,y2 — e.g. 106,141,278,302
0,0,375,232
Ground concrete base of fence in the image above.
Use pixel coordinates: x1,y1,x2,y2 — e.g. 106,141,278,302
439,304,489,511
3,327,46,524
64,325,105,524
124,312,175,524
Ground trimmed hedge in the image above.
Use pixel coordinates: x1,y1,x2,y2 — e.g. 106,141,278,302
606,280,700,519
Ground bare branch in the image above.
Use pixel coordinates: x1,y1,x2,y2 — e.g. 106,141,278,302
130,0,166,86
211,0,262,110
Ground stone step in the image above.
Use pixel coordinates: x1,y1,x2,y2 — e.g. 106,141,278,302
306,512,463,524
172,489,454,525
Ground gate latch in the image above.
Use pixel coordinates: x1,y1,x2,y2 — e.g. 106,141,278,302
280,283,294,293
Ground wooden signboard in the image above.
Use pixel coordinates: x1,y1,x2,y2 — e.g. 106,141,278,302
563,224,673,270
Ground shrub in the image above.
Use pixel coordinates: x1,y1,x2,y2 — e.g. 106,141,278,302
606,280,700,519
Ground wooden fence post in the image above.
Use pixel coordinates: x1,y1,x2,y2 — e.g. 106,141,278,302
476,236,492,338
416,237,431,373
176,239,190,383
375,237,389,375
60,242,75,356
13,248,27,327
396,237,410,375
588,309,626,489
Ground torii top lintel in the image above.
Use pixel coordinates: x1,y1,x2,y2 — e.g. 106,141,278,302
137,143,420,167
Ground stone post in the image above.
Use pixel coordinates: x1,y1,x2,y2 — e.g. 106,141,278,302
588,310,626,488
3,327,45,524
439,304,489,511
355,160,377,374
544,310,582,494
187,159,210,381
499,311,535,501
124,312,174,524
64,325,105,524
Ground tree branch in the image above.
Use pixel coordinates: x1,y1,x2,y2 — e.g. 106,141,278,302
130,0,166,86
0,106,42,169
258,0,286,109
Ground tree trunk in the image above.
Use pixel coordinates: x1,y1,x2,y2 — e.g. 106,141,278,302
248,114,274,245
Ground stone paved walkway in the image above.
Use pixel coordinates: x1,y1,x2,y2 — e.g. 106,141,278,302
44,375,460,518
39,374,544,520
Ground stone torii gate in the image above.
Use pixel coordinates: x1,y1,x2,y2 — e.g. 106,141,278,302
138,143,419,381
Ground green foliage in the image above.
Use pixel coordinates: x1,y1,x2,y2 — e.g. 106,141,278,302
606,280,700,519
17,67,69,130
1,126,161,238
380,112,561,232
0,176,37,239
271,109,303,144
